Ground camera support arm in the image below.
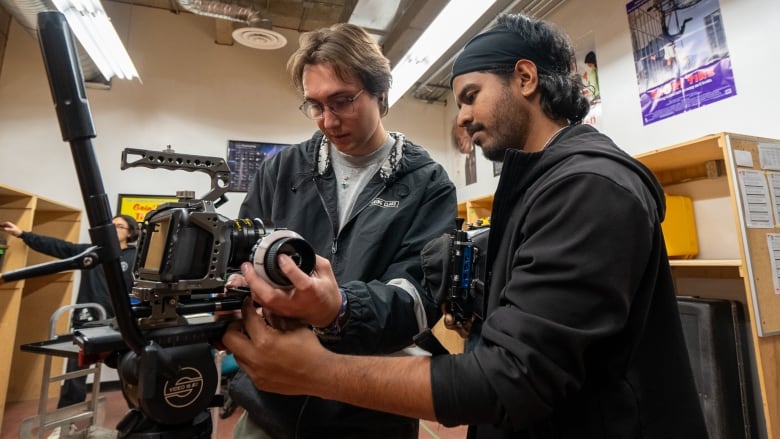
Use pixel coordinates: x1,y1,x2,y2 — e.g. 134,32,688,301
0,245,100,282
34,13,233,437
37,11,146,353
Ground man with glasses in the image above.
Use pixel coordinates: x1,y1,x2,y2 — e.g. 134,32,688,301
228,22,457,438
0,214,139,437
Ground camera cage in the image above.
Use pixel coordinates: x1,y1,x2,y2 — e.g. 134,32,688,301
447,226,489,325
121,148,316,330
120,147,252,329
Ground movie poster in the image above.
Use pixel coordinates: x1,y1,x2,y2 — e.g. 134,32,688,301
626,0,736,125
575,32,603,130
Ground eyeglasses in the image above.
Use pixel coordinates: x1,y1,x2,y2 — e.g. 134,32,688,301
299,89,364,120
113,223,129,230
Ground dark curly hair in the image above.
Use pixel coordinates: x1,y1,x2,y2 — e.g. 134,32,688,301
490,13,590,125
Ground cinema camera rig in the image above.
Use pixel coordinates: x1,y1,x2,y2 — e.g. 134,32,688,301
2,11,314,438
121,146,315,332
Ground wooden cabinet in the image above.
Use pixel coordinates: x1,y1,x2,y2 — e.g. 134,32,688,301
636,132,780,439
457,194,493,228
0,184,80,431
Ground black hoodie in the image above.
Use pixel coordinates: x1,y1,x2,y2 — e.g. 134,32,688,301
431,124,708,438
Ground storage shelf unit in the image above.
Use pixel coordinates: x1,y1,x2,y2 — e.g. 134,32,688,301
637,132,779,438
0,184,80,431
457,194,493,228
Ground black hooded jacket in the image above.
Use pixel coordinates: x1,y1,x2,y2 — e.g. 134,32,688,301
231,131,457,438
431,124,708,438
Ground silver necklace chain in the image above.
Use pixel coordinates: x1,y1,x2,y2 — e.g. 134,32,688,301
540,125,568,150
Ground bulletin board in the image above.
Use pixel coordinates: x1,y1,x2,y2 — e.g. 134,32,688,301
226,140,289,192
726,134,780,336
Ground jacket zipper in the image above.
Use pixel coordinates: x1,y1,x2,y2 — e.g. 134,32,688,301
313,182,339,257
325,182,388,257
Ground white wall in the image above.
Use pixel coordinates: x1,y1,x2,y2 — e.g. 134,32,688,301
0,2,450,233
3,0,780,220
453,0,780,201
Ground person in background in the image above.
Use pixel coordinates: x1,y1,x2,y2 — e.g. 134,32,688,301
226,21,457,439
582,50,600,103
222,12,708,439
0,215,138,420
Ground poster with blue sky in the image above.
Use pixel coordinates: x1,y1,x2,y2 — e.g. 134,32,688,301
626,0,736,125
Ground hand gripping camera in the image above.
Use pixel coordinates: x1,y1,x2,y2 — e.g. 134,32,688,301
447,227,488,326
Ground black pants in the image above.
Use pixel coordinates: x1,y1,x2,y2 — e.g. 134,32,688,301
56,357,87,409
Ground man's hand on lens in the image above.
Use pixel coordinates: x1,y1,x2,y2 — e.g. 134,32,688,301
241,254,342,329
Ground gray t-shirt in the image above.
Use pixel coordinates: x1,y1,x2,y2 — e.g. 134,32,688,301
330,136,394,231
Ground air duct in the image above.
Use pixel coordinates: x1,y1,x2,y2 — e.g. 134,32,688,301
176,0,286,49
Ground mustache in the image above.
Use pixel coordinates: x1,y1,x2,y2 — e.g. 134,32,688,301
465,123,483,138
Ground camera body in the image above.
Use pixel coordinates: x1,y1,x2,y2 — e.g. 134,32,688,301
123,148,315,330
446,227,488,326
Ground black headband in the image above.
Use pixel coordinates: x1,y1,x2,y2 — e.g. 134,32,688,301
450,26,554,86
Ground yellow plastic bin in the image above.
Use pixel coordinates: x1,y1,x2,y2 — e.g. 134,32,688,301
661,194,699,259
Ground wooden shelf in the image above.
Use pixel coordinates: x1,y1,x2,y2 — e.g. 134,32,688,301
0,184,80,431
669,258,742,267
636,134,726,186
457,194,493,229
669,259,743,279
643,133,780,439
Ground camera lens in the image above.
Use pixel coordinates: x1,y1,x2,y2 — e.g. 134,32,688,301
227,218,266,268
251,230,315,289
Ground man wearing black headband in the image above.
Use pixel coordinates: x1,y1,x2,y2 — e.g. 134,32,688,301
223,13,708,439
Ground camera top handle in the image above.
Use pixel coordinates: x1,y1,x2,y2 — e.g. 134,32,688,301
121,147,231,207
37,11,146,354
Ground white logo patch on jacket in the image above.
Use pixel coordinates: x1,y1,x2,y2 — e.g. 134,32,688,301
370,198,399,208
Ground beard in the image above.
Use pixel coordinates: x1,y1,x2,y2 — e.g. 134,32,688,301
477,87,529,162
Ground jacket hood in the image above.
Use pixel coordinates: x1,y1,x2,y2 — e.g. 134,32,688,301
504,124,666,221
303,130,438,183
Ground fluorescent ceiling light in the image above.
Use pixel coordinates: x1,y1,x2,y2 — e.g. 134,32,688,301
388,0,496,107
349,0,401,37
50,0,140,81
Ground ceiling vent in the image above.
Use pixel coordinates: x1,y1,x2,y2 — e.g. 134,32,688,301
232,17,286,50
176,0,286,49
